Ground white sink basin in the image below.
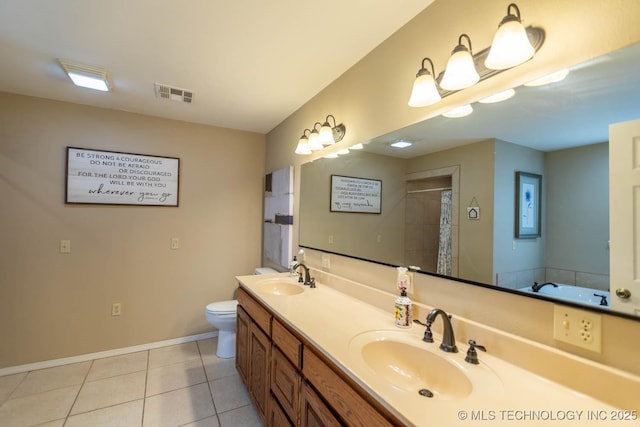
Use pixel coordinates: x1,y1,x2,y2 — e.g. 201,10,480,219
349,330,503,400
257,279,305,296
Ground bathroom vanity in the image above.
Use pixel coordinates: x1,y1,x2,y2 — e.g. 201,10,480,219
235,272,638,426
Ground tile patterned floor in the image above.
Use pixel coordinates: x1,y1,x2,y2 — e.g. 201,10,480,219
0,338,262,427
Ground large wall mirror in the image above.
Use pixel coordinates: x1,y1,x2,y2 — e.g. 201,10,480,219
300,42,640,319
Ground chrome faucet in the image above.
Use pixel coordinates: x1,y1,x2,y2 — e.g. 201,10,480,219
425,308,458,353
293,262,315,287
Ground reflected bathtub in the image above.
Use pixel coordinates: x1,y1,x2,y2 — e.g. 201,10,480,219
519,283,610,308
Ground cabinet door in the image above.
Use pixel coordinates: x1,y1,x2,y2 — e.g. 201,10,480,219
270,393,294,427
271,346,301,424
250,322,271,423
236,306,250,386
301,381,342,427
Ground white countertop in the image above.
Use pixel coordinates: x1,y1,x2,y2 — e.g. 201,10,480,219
237,272,634,427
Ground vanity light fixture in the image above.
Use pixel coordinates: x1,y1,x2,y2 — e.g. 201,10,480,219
478,88,516,103
524,69,570,87
294,115,347,155
295,129,313,155
440,34,480,91
484,3,535,70
442,103,473,118
408,58,442,107
59,59,112,92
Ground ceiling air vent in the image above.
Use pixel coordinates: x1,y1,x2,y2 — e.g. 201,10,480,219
154,83,193,104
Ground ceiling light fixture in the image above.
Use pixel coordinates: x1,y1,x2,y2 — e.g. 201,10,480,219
408,58,442,107
478,88,516,103
391,140,413,149
59,59,112,92
295,115,347,155
484,3,535,70
440,34,480,91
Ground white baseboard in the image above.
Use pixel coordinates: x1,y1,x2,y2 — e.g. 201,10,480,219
0,331,218,377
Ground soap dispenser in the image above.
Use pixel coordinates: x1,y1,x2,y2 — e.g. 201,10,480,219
394,267,412,328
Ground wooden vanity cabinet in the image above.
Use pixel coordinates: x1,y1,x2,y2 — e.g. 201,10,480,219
236,288,272,424
237,285,399,427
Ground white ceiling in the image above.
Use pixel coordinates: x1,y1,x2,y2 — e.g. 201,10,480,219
0,0,432,134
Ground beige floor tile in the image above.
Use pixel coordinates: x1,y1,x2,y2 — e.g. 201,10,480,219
86,351,148,382
182,415,221,427
71,370,145,415
209,372,251,413
148,342,201,369
145,357,207,397
65,399,143,427
0,384,80,427
34,420,65,427
0,373,26,403
199,339,237,381
218,404,262,427
143,382,215,427
10,361,90,398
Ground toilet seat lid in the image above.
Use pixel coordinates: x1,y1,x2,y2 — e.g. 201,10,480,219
206,300,238,314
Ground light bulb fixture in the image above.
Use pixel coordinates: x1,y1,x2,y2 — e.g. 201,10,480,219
408,58,442,107
440,34,480,91
442,104,473,118
350,143,364,150
59,59,112,92
336,148,350,155
485,3,535,70
293,115,347,155
295,129,313,155
308,123,324,151
478,88,516,103
391,140,413,149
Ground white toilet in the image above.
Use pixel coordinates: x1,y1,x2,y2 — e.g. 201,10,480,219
205,267,278,358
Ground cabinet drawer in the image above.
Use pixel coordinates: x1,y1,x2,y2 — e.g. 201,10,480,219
272,319,302,368
238,287,271,335
303,349,393,427
271,346,301,424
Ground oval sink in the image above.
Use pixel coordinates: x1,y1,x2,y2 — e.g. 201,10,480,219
349,330,503,400
258,280,304,296
359,339,472,399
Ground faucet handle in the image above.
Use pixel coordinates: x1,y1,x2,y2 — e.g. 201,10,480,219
310,277,316,288
464,340,487,364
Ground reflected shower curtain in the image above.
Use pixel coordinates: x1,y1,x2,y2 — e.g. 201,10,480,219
436,190,452,276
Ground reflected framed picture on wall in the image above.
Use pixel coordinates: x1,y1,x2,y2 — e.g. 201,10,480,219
515,171,541,238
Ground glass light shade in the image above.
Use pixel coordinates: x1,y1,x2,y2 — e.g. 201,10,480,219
408,72,441,107
478,88,516,104
318,123,335,145
307,130,323,151
324,153,339,159
350,143,364,150
440,49,479,91
295,137,312,155
442,104,473,118
337,148,350,155
391,141,412,149
485,19,535,70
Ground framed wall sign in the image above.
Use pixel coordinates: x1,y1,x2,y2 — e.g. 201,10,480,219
66,147,180,206
330,175,381,214
515,171,541,238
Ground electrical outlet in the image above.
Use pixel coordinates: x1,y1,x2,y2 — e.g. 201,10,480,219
111,303,122,316
321,253,331,268
553,305,602,352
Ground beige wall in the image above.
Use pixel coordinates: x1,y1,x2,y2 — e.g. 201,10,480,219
0,92,265,368
266,0,640,375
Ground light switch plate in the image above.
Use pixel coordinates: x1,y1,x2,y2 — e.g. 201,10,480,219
553,305,602,352
322,253,331,268
59,240,71,253
171,237,180,250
